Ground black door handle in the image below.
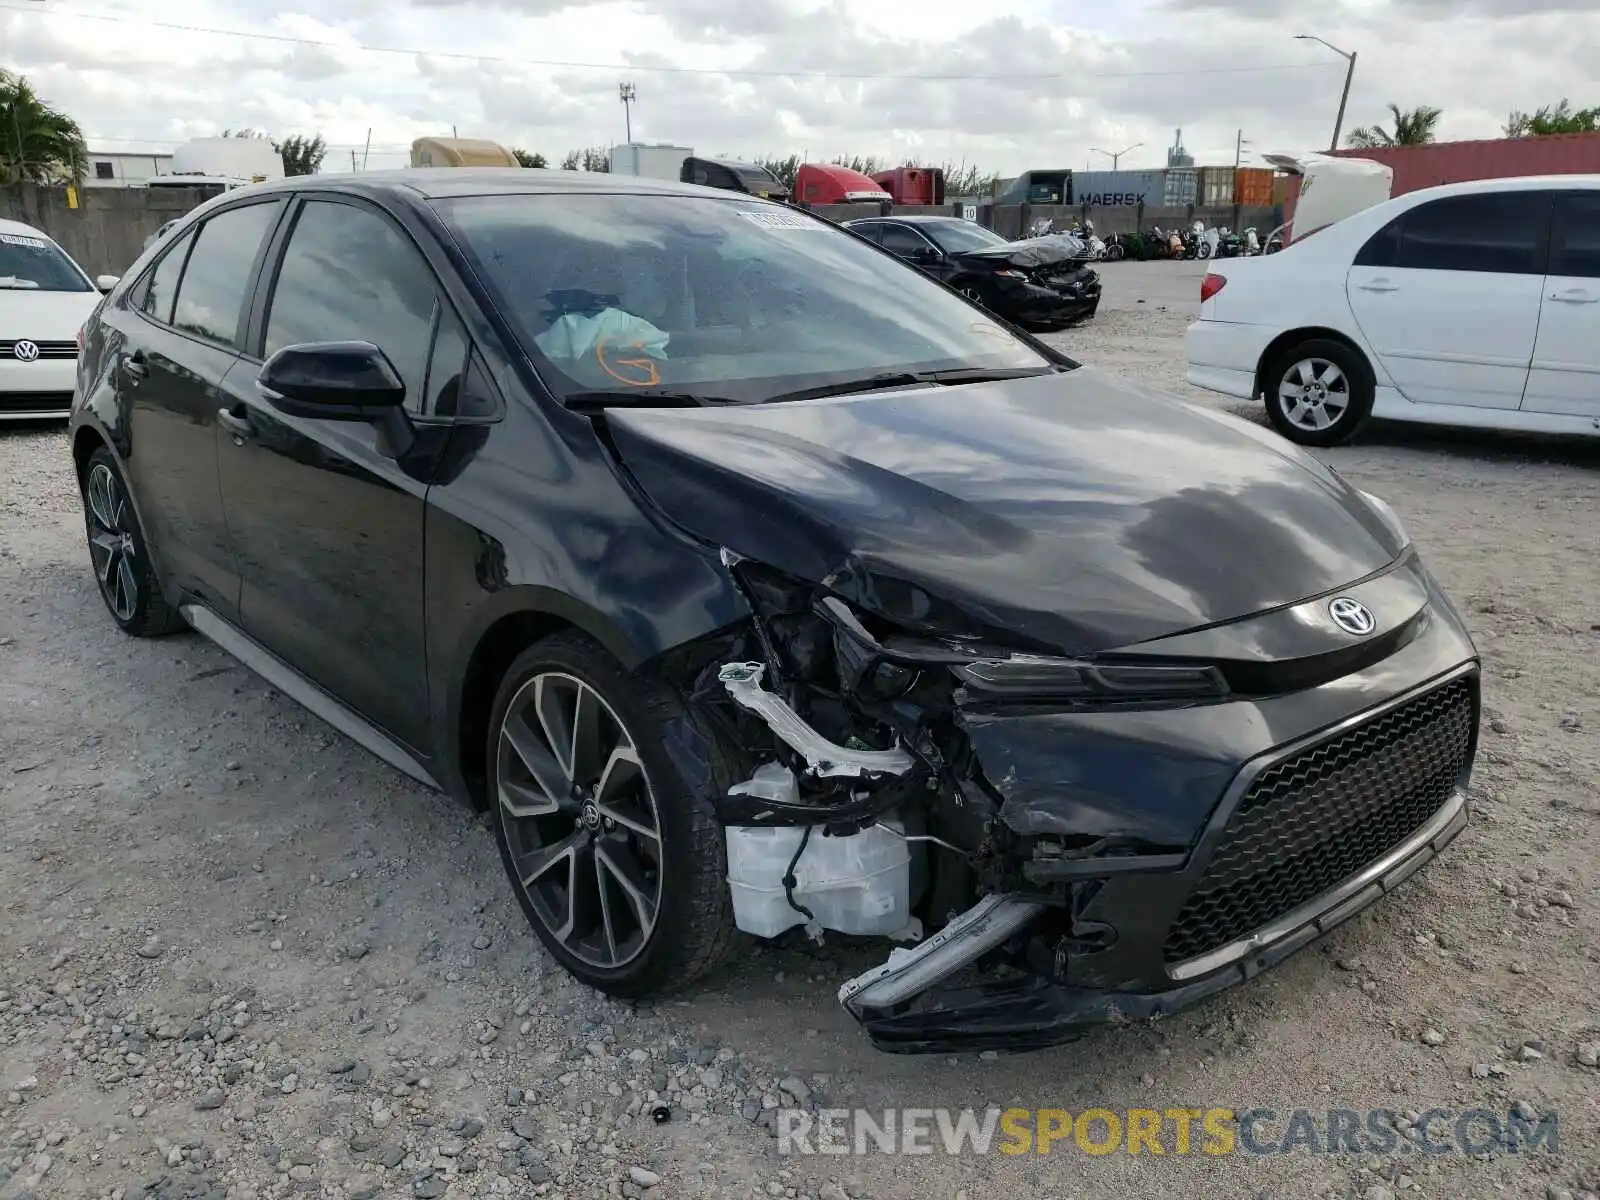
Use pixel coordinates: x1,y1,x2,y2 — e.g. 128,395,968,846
216,405,255,442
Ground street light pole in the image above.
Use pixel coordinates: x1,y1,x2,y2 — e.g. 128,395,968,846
1295,35,1358,151
1089,142,1144,170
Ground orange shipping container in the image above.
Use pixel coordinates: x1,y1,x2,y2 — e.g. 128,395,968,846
1234,167,1274,208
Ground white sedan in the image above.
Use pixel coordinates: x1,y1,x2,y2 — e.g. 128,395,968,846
1,218,118,421
1184,176,1600,446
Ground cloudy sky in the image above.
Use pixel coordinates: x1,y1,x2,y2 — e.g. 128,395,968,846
3,0,1596,176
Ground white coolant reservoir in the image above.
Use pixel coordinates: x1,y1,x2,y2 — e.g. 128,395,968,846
724,766,916,940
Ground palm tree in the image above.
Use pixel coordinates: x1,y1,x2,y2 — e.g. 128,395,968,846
1504,99,1600,137
0,69,89,183
1346,104,1443,149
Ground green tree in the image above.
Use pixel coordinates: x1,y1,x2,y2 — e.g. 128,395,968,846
1504,99,1600,137
512,148,547,168
1346,103,1443,149
276,134,327,176
754,154,800,190
832,153,882,176
939,160,999,197
560,146,610,171
0,69,89,183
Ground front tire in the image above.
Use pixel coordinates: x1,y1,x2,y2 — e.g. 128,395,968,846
1262,338,1375,447
487,631,737,997
80,447,184,637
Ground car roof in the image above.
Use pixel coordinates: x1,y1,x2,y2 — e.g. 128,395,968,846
239,168,751,202
0,216,51,239
1399,174,1600,198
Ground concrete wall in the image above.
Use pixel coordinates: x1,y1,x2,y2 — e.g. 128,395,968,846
802,199,1282,240
2,184,210,277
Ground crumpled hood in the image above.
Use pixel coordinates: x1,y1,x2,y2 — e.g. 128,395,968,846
604,368,1405,653
955,238,1086,270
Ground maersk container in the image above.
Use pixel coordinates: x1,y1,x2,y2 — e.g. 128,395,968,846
1162,167,1197,206
1071,169,1164,208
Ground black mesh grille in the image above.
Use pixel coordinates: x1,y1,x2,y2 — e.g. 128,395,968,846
1163,678,1475,966
0,391,72,415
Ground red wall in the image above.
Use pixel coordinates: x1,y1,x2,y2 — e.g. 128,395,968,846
1330,132,1600,196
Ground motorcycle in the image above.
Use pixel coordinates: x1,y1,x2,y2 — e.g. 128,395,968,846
1243,227,1261,256
1103,231,1129,262
1192,221,1221,260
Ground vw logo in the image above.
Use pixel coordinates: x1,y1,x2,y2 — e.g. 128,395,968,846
12,340,39,363
1328,596,1376,636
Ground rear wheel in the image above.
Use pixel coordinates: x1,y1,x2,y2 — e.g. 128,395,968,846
80,447,184,637
487,631,737,996
1263,338,1374,447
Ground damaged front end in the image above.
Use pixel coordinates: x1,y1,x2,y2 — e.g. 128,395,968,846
656,549,1241,1054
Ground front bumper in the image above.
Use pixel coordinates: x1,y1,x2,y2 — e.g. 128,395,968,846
0,357,77,420
998,272,1102,329
842,565,1480,1053
859,784,1467,1053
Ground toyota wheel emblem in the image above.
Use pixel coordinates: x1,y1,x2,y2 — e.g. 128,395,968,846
1328,596,1376,636
12,339,39,362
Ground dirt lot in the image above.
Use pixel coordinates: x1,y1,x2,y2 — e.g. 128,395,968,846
2,261,1597,1200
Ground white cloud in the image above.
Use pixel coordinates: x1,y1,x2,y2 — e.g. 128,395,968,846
3,0,1596,174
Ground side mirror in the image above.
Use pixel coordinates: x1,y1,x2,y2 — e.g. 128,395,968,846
257,341,407,420
913,246,941,264
95,274,119,292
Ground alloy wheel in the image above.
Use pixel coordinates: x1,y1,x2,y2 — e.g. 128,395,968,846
495,672,664,970
85,462,140,622
1279,357,1351,432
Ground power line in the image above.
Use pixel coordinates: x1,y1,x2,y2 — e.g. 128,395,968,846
1,2,1342,82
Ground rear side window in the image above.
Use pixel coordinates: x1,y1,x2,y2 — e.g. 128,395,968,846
1394,193,1549,275
847,221,883,244
172,202,281,347
1353,216,1401,268
263,199,440,412
1549,192,1600,278
141,230,195,325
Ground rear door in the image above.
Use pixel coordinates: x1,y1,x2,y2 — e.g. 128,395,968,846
1345,190,1550,410
216,194,457,749
1523,190,1600,418
112,200,284,617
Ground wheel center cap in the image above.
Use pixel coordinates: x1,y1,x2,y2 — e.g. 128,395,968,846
580,801,602,831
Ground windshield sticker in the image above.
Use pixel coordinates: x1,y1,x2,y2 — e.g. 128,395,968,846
0,234,50,249
595,334,663,387
735,209,821,231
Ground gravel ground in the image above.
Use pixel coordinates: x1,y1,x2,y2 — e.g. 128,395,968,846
2,261,1598,1200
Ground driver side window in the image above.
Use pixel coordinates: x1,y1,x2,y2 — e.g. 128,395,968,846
879,225,935,259
263,199,440,412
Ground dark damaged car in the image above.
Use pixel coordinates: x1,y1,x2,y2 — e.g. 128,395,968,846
70,171,1479,1054
843,214,1101,329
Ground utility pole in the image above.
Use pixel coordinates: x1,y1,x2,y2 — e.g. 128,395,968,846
1234,128,1243,171
361,128,372,171
350,149,358,171
619,82,636,144
1295,35,1358,151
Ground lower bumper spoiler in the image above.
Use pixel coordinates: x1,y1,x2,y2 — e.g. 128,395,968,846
841,788,1469,1054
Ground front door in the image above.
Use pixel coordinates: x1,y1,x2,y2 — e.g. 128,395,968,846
216,195,458,750
111,201,284,617
1345,190,1550,410
1524,190,1600,419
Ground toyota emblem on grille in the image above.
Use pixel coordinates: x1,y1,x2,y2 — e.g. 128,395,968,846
12,340,39,363
1328,596,1376,636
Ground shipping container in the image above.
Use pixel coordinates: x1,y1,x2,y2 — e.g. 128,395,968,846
611,142,694,180
1071,169,1165,208
994,169,1072,205
1234,167,1274,208
1271,172,1297,207
1162,167,1197,206
1198,165,1235,207
1329,131,1600,195
870,166,946,205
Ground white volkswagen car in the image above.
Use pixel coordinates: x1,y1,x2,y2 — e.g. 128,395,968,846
1185,176,1600,446
1,218,118,422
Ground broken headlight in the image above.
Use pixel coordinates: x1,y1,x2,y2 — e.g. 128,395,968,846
953,655,1228,703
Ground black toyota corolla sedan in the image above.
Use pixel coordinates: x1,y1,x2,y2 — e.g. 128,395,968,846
70,170,1478,1053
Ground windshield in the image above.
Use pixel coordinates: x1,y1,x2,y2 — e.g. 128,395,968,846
922,222,1009,254
440,194,1053,405
0,231,92,292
